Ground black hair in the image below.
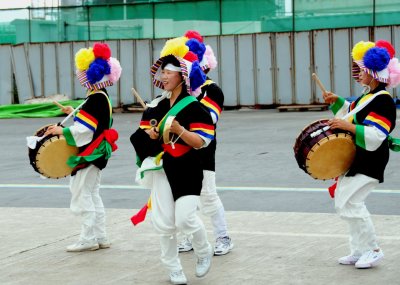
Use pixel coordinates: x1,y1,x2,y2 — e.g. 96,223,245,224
161,55,181,69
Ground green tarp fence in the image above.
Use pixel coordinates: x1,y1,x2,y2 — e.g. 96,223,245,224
0,100,85,119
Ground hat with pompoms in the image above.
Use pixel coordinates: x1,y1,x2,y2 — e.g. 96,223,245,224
184,30,218,72
376,40,400,88
75,42,122,91
151,55,206,98
156,35,208,97
352,40,400,88
352,40,391,84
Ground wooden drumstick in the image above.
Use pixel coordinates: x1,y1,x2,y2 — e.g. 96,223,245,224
53,100,65,109
131,88,147,109
312,73,327,93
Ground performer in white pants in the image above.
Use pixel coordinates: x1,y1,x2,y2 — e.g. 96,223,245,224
69,164,107,248
323,40,400,268
150,169,211,274
45,42,121,252
131,54,214,284
175,30,233,256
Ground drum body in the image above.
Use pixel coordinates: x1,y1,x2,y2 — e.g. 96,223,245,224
294,119,356,180
28,125,79,179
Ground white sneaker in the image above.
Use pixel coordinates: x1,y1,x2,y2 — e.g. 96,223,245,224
338,255,360,265
169,270,187,285
177,237,193,252
97,237,111,249
214,236,234,256
195,253,212,277
66,240,99,252
355,250,384,269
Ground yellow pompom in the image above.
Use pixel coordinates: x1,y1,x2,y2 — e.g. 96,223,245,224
75,47,95,71
352,41,375,61
160,37,189,58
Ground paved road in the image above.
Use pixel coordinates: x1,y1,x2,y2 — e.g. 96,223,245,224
1,109,400,214
1,109,400,285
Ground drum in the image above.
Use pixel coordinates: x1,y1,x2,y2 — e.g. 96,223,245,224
28,125,79,179
162,115,175,144
293,119,356,180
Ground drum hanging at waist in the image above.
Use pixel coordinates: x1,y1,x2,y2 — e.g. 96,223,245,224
293,119,356,180
28,124,79,179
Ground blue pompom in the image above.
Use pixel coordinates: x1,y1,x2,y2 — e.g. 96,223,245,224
363,47,390,71
86,58,111,84
186,39,206,62
189,61,206,91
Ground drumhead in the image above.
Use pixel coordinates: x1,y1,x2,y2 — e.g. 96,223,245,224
163,116,175,144
35,136,78,179
306,133,356,180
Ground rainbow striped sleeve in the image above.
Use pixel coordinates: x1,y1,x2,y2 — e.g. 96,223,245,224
200,96,222,122
363,112,391,135
74,110,98,132
189,123,215,140
139,120,152,129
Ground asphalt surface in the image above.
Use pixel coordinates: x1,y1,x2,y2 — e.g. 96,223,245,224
1,109,400,285
1,109,400,214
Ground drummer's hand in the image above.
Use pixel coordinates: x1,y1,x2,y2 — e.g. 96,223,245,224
328,118,356,134
61,106,74,115
170,119,185,135
323,91,338,104
145,127,159,140
44,125,63,136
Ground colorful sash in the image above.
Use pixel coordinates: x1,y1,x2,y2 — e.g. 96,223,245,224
158,95,197,136
68,91,118,168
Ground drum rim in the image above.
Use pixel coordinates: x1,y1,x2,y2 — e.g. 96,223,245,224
293,118,331,151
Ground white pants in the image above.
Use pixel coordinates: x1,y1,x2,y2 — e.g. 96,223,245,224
335,174,380,256
69,164,107,243
199,170,228,238
150,169,211,272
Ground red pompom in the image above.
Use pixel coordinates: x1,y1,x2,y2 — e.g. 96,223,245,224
93,42,111,60
183,51,199,62
184,30,203,43
376,40,395,59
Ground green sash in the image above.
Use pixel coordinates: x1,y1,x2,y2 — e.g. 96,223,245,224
158,96,197,135
135,95,196,167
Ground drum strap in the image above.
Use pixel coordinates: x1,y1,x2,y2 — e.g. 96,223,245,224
67,90,117,168
343,90,400,152
158,96,197,136
131,96,197,226
342,90,389,121
87,90,113,127
311,91,390,138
